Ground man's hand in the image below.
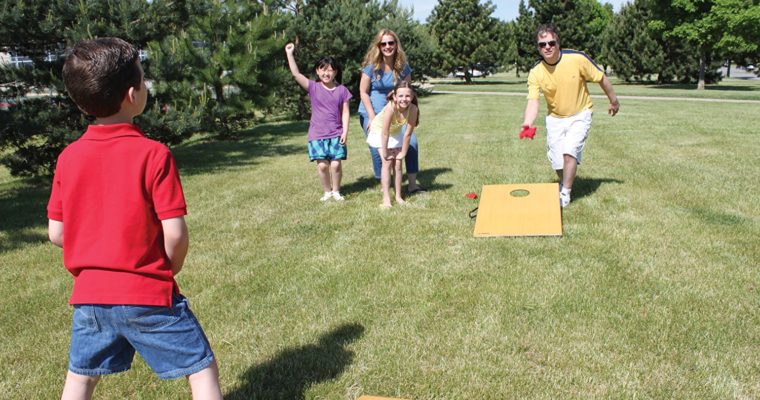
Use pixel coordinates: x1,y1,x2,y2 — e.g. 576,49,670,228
608,99,620,116
519,125,536,140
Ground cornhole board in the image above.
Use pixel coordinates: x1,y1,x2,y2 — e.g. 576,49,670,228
473,183,562,237
358,397,408,400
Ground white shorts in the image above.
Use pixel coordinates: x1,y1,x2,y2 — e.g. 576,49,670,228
545,109,593,170
366,131,403,149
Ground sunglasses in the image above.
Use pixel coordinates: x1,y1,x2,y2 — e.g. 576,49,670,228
380,41,396,48
538,40,557,48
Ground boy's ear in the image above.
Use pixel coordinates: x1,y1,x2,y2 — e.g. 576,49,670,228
126,86,136,104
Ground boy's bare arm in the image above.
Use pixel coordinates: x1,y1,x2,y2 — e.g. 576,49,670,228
161,216,189,275
48,219,64,248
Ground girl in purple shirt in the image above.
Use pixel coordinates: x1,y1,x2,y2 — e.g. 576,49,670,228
285,43,353,201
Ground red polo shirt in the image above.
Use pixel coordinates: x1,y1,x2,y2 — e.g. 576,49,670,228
47,123,187,306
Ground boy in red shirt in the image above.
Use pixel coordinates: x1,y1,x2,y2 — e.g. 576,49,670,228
48,37,222,399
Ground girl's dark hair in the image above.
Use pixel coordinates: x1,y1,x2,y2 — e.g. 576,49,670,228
62,37,141,117
313,56,342,83
387,80,419,127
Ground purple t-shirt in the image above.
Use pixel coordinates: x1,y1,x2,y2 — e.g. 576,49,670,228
307,80,352,141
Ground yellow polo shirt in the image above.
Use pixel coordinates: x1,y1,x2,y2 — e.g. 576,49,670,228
527,50,605,118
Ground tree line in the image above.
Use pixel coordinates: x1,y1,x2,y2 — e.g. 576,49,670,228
1,0,758,177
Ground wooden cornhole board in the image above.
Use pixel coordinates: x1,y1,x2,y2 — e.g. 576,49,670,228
473,183,562,237
358,397,408,400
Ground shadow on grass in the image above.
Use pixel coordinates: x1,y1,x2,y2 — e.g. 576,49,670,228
340,166,454,196
415,167,454,193
571,176,624,201
0,121,307,250
173,121,306,175
0,181,50,252
225,323,364,400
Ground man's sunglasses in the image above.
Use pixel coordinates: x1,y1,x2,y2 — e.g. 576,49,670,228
380,41,396,47
538,40,557,48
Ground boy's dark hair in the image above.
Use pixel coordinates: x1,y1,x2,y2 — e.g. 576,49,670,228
63,37,142,117
313,56,343,83
536,23,561,47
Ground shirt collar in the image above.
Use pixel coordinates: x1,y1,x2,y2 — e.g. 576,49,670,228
543,51,563,67
81,123,145,140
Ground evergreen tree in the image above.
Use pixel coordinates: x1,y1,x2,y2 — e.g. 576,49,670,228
492,20,519,76
603,0,664,81
0,0,161,176
146,0,286,137
513,0,538,75
527,0,611,58
427,0,499,84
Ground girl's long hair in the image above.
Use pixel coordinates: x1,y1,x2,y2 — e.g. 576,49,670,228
361,29,409,84
386,80,419,127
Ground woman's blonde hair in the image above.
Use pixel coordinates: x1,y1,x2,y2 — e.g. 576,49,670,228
361,29,409,84
387,80,419,127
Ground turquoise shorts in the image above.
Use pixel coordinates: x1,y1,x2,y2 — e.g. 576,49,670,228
308,137,347,161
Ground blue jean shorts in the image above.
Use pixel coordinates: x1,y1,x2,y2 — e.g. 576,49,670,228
68,294,215,379
308,137,347,161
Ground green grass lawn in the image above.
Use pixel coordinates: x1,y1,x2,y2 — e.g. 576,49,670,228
1,84,759,398
432,72,760,101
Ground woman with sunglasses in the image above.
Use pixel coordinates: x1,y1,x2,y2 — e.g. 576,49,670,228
358,29,423,194
521,23,620,208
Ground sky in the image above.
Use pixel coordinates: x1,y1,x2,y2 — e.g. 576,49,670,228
397,0,627,23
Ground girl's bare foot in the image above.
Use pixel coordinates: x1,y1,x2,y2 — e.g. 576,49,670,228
395,197,406,204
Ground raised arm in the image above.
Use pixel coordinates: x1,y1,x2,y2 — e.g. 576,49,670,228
599,75,620,116
285,43,310,91
162,216,189,276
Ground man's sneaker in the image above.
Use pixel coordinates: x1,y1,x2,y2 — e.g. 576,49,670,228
560,191,571,208
320,192,332,202
331,191,345,201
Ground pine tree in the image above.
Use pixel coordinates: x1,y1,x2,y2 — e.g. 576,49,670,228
603,1,664,81
427,0,499,84
145,0,286,137
513,0,538,75
0,0,160,176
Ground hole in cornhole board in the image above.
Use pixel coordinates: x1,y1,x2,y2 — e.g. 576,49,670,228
473,183,562,237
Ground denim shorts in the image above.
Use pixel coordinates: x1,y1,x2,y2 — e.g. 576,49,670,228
68,294,215,379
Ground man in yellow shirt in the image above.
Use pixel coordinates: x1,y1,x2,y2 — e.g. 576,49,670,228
521,24,620,208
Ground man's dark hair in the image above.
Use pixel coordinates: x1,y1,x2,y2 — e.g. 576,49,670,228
63,37,141,117
536,23,561,46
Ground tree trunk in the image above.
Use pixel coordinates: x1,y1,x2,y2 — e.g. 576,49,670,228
697,51,705,90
